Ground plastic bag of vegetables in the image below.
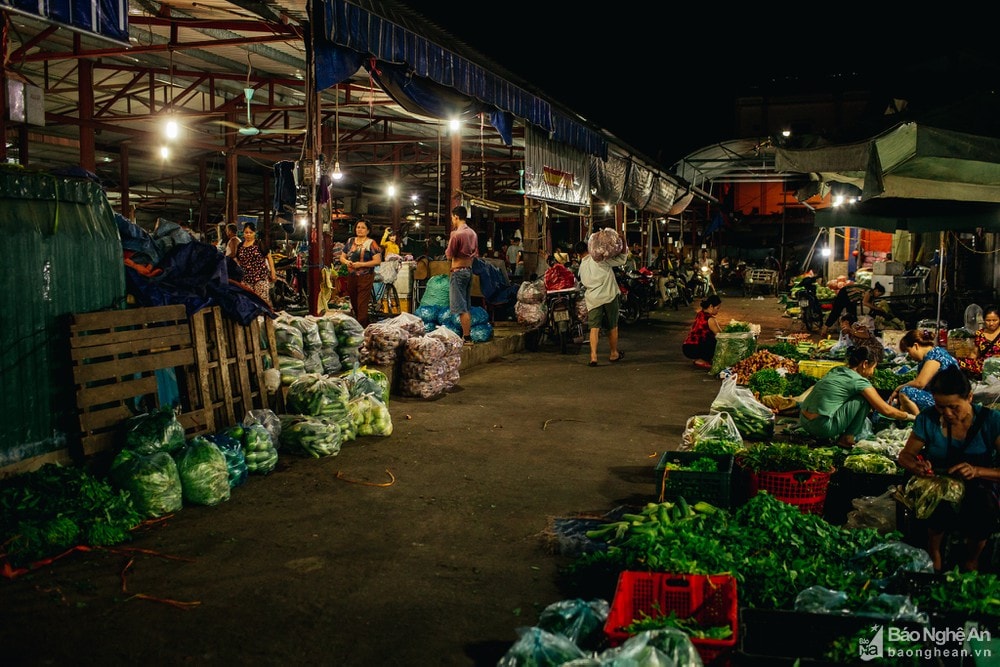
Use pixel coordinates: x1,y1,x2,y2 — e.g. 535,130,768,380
122,406,186,455
495,627,586,667
842,452,899,474
709,330,757,376
279,414,343,457
176,437,231,506
341,365,390,404
286,373,351,420
680,412,743,453
347,394,393,436
206,432,248,488
243,409,282,446
710,376,775,441
109,449,183,518
243,423,278,474
899,475,965,519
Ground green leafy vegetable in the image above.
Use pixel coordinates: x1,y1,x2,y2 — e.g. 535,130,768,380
0,464,144,566
748,368,788,397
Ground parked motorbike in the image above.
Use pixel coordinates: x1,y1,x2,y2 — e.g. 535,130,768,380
616,267,658,325
794,276,824,333
543,287,586,354
271,250,309,312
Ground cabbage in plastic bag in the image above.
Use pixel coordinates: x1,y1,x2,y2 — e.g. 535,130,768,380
496,626,587,667
122,407,186,455
537,598,610,648
176,437,231,506
109,449,183,518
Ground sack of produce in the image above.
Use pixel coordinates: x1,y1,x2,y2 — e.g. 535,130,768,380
709,330,757,376
515,301,546,328
587,228,623,263
341,365,390,404
286,373,351,420
242,423,278,474
387,311,427,337
347,394,393,436
206,432,248,488
274,320,305,360
543,263,576,292
680,412,743,453
176,437,231,506
516,278,546,305
243,408,282,446
420,274,451,308
109,449,183,518
122,407,186,456
279,414,343,458
710,376,775,441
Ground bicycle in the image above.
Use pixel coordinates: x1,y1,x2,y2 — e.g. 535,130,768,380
368,258,403,321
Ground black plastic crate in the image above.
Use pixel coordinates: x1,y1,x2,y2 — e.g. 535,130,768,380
654,451,734,509
739,608,930,664
824,469,905,525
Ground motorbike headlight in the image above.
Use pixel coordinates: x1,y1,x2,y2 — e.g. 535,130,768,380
701,266,709,273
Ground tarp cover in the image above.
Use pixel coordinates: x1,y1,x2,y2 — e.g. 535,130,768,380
777,122,1000,203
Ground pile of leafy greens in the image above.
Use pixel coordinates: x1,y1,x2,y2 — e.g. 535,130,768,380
1,464,143,567
562,492,896,610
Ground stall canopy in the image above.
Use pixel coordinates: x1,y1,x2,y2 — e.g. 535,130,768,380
776,122,1000,204
815,199,1000,233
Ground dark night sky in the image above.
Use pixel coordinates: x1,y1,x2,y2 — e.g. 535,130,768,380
396,3,983,167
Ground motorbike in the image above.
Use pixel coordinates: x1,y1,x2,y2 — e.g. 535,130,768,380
542,287,586,354
616,267,658,325
685,264,716,300
659,269,691,310
270,250,309,312
793,276,825,332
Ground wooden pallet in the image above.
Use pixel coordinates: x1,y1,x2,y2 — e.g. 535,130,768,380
188,306,282,427
69,304,212,464
1,305,281,476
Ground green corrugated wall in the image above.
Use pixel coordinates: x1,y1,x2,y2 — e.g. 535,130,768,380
0,166,126,466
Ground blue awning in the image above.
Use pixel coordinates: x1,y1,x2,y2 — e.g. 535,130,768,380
317,0,607,158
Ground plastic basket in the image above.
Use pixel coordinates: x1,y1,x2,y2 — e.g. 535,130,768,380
747,469,833,515
654,451,734,509
604,572,738,663
796,360,845,379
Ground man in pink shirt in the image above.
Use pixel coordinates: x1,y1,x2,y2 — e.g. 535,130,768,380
446,205,479,343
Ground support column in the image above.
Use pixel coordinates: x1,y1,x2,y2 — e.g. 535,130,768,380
450,124,461,209
78,60,96,173
119,142,131,218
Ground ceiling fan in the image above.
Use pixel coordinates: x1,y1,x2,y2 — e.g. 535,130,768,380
218,87,307,137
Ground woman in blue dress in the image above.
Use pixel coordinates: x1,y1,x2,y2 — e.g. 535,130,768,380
890,328,961,415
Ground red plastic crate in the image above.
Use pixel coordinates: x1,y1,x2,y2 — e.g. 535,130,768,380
603,572,738,664
748,469,832,515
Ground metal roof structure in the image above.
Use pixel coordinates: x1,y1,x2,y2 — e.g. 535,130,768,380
2,0,688,235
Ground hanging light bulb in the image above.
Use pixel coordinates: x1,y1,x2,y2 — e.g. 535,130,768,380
331,86,344,181
332,160,343,181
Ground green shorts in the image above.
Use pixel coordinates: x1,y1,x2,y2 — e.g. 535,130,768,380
587,298,619,330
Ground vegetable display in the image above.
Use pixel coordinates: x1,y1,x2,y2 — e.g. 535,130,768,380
737,442,835,473
899,475,965,519
568,492,893,611
747,368,787,397
710,377,775,441
728,350,798,385
841,452,899,474
0,464,144,567
122,407,186,455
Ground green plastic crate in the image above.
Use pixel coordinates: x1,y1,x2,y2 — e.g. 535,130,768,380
654,451,734,509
